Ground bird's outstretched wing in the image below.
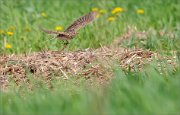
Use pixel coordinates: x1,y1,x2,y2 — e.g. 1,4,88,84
65,11,97,33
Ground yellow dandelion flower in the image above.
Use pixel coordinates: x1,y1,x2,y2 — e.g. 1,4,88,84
5,43,12,49
107,17,115,21
112,7,124,14
0,29,4,34
7,31,14,36
55,26,63,31
8,26,16,31
92,8,98,12
99,9,106,14
137,9,144,14
41,12,48,17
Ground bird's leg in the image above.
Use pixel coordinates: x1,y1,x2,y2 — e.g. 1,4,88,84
64,40,69,46
63,40,69,49
60,40,69,52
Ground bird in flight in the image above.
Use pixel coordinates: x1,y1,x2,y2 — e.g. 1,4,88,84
41,11,98,50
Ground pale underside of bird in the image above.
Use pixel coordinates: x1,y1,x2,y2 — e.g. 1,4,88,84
41,11,97,40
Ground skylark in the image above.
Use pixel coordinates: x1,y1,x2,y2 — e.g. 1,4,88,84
41,11,97,49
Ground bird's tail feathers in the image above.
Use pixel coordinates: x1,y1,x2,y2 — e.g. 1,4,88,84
39,25,63,34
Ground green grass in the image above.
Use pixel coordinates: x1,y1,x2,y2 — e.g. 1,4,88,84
1,0,180,54
1,65,180,115
1,0,180,115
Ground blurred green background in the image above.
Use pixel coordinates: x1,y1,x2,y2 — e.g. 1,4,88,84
0,0,180,115
0,0,179,54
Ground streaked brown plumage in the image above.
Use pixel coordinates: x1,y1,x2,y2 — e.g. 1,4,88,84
41,11,97,40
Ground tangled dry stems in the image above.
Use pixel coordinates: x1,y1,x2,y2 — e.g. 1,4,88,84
0,46,177,91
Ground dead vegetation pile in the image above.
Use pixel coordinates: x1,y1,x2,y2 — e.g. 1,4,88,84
0,46,177,90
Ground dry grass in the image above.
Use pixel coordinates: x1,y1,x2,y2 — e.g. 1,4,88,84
0,45,177,91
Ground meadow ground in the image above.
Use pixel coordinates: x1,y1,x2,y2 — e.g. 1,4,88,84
0,0,180,115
